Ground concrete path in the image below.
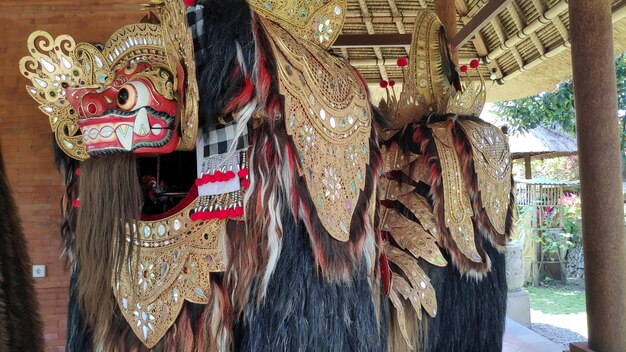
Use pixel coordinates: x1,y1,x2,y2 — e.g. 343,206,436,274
504,318,565,352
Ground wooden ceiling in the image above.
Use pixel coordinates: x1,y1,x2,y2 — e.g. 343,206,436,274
333,0,626,101
3,0,626,101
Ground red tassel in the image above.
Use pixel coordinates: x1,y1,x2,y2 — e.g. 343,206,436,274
379,80,388,88
380,253,392,296
397,57,408,67
183,0,195,7
460,65,468,73
72,199,80,208
196,170,239,186
214,171,224,182
241,179,250,189
237,168,249,178
75,168,80,176
380,199,395,208
470,59,480,69
389,80,396,87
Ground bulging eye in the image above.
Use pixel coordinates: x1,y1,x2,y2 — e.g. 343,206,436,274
117,85,137,110
116,81,150,111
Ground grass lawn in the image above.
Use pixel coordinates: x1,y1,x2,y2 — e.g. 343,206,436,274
526,279,586,315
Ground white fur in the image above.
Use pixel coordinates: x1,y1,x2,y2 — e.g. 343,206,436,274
361,216,377,275
259,137,293,298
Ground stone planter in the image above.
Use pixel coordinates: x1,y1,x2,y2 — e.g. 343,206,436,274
505,241,525,292
505,241,531,328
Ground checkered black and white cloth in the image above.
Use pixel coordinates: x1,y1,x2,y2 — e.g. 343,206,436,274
201,123,249,157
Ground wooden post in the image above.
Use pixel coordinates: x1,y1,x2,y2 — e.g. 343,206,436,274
435,0,459,65
569,0,626,351
524,156,532,179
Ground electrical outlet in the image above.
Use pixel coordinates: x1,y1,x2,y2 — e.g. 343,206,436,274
32,265,46,278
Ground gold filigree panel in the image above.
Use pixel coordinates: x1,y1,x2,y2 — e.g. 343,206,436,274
19,31,92,160
446,78,487,117
379,177,415,201
390,224,447,267
430,122,481,263
384,242,437,346
262,18,371,242
459,120,511,235
249,0,346,48
380,143,419,174
403,157,430,185
396,192,439,241
114,199,225,348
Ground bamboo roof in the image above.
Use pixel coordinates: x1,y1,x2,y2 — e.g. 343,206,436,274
334,0,626,102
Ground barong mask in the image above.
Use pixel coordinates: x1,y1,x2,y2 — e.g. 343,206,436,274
19,0,198,160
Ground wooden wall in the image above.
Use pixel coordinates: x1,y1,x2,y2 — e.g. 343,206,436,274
0,1,145,350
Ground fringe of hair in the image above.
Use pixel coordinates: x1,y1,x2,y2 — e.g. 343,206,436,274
53,136,80,265
194,0,256,133
0,146,44,351
98,301,215,352
386,299,426,352
75,153,141,343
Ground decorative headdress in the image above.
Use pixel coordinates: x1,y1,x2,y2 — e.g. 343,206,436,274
19,0,198,160
379,11,486,130
248,0,347,48
376,11,510,348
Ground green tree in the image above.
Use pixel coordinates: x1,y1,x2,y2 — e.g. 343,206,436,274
493,53,626,143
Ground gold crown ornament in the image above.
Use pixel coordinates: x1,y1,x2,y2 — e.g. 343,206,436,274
19,0,198,160
378,11,486,130
248,0,347,48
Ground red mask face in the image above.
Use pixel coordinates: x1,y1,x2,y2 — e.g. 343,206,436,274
66,61,181,156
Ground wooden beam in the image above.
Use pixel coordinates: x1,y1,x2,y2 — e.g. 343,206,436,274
356,0,389,80
435,0,459,64
451,0,514,51
457,0,503,80
344,15,418,24
349,57,483,67
332,34,412,49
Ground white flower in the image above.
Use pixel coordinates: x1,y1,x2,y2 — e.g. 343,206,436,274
137,262,155,291
322,167,342,201
132,303,156,341
314,16,333,44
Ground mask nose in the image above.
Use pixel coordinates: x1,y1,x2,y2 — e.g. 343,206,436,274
66,87,118,118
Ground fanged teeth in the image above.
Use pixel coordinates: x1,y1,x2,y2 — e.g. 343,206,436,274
115,124,133,151
133,108,150,137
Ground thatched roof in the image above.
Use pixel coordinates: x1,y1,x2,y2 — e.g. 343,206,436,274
479,107,577,159
333,0,626,102
508,125,577,159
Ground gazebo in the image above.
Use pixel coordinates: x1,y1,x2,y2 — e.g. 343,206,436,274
509,125,578,179
0,1,623,351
